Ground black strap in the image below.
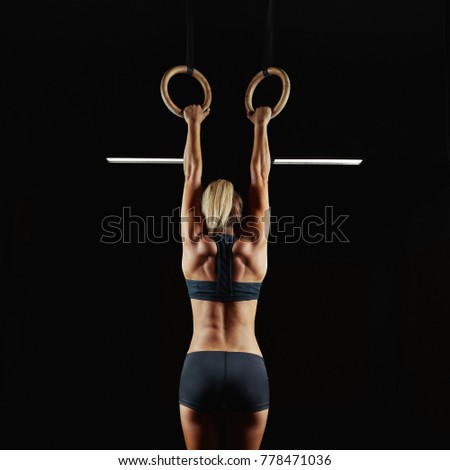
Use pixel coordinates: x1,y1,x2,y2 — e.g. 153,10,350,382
186,0,194,75
443,0,450,168
212,234,235,297
262,0,274,76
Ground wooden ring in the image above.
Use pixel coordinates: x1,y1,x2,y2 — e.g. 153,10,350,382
160,65,212,118
245,67,291,119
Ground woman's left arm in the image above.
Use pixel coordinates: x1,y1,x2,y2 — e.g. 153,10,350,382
180,105,210,243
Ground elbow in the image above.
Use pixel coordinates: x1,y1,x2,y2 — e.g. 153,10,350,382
184,165,202,182
260,169,270,182
250,175,269,187
250,164,270,184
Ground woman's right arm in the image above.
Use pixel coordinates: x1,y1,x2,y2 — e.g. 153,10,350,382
246,107,272,242
180,105,210,244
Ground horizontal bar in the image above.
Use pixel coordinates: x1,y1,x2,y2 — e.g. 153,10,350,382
273,158,363,165
106,157,363,165
107,157,183,164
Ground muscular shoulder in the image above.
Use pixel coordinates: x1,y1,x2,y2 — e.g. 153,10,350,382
233,234,267,257
182,232,216,256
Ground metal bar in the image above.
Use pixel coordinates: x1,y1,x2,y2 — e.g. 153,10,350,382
273,158,363,165
106,157,363,165
107,157,184,164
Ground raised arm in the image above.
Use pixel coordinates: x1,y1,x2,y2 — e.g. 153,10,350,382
246,107,272,241
180,105,210,243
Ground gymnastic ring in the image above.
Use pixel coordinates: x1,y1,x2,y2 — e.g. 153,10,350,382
160,65,212,118
245,67,291,119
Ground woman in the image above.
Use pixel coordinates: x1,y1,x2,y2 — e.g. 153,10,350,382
179,104,272,450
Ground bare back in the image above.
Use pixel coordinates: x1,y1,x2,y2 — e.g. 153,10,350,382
182,234,268,356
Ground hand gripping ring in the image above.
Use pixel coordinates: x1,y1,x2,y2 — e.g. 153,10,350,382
160,65,212,118
245,67,291,119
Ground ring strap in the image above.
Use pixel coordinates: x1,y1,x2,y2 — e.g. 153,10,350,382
185,0,194,75
262,0,274,74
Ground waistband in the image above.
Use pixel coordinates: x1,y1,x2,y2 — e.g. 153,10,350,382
185,350,264,360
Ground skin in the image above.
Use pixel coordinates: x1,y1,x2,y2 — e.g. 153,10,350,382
179,104,272,450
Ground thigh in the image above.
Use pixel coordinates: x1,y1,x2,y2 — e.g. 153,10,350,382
179,405,222,450
225,409,269,450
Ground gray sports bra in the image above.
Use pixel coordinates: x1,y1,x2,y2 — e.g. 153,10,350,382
185,233,263,302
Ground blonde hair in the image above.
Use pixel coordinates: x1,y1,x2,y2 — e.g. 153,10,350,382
201,179,243,232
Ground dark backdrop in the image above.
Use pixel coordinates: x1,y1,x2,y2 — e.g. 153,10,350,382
1,0,450,449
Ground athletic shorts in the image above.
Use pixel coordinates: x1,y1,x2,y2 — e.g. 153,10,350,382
178,351,270,412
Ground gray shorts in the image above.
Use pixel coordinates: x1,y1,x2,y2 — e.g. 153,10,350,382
178,351,270,412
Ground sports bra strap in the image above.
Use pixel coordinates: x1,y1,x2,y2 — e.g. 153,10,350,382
210,233,237,296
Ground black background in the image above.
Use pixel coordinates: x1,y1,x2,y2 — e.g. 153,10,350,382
1,0,450,449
